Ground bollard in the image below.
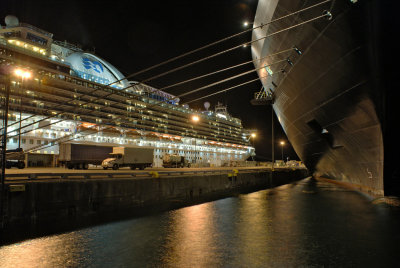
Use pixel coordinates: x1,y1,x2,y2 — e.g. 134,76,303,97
149,171,159,178
228,169,238,182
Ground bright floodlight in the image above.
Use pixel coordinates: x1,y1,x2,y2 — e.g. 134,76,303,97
251,133,256,138
14,69,23,77
14,68,32,79
23,71,31,79
244,21,249,27
280,141,285,145
192,115,200,122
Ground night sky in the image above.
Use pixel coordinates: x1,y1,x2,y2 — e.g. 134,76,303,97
1,0,298,161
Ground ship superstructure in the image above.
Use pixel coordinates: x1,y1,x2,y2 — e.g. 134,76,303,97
0,15,254,168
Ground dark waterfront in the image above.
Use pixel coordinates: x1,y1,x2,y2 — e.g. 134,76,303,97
1,178,399,267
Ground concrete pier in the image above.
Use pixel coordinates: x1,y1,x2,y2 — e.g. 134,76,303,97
1,168,308,228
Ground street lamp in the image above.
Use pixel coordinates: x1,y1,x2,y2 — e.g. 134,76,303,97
249,133,256,161
243,21,253,27
14,69,32,148
280,141,285,161
1,68,32,227
191,115,200,162
1,68,32,199
250,133,256,146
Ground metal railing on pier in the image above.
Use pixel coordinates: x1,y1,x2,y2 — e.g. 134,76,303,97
3,167,306,182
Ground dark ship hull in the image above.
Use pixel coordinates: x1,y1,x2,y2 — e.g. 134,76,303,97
252,0,396,196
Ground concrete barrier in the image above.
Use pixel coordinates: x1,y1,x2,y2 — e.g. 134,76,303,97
1,169,308,229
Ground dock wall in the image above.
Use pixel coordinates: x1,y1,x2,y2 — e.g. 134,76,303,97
2,169,308,228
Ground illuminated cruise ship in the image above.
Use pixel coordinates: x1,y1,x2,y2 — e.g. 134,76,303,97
0,15,254,168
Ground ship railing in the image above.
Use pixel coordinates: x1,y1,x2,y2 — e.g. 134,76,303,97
221,161,273,168
18,23,53,38
0,40,49,60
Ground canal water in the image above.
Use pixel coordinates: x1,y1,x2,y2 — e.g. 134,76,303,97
1,177,399,267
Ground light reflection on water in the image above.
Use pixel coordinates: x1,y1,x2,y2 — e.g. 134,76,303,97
0,232,87,267
1,178,399,267
161,203,220,267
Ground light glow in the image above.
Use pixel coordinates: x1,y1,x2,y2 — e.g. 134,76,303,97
14,69,23,77
192,115,200,122
216,113,227,119
14,69,32,79
264,65,274,76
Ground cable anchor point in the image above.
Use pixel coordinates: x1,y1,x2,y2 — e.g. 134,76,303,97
323,10,333,20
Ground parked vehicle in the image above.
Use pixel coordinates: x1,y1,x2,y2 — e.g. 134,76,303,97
59,143,113,169
102,147,153,170
4,148,25,169
162,154,190,168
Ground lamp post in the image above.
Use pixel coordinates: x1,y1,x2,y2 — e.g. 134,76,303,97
271,108,274,169
0,74,10,227
250,133,256,161
14,69,32,148
1,69,32,226
191,115,200,163
242,22,252,48
280,141,285,161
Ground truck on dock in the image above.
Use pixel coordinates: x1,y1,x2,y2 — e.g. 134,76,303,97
101,147,153,170
4,148,25,169
162,154,190,168
59,143,113,169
